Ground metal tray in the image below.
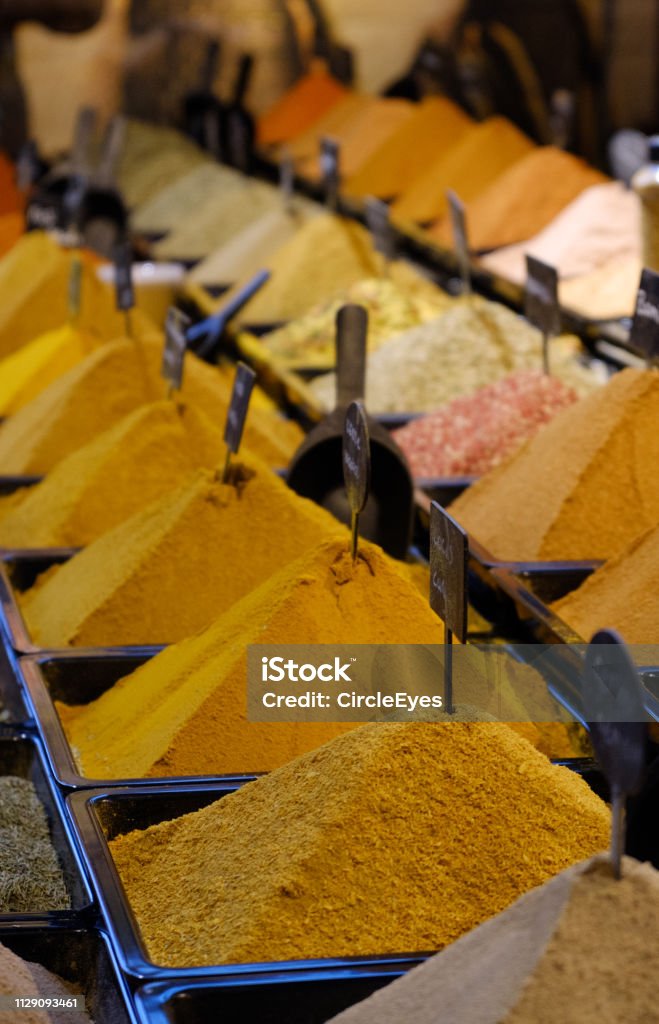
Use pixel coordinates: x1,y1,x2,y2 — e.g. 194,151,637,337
0,926,138,1023
0,733,93,922
66,783,437,981
0,550,78,654
19,650,259,790
0,635,32,727
66,762,605,982
133,967,410,1024
0,475,42,498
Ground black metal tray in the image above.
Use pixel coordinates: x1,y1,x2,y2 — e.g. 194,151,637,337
133,967,409,1024
0,635,32,727
0,926,138,1023
0,475,42,498
67,782,437,981
66,761,605,982
19,650,260,789
0,732,93,922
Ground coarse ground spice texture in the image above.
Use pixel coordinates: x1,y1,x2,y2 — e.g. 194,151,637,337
451,368,659,561
59,538,442,778
117,120,209,208
310,295,601,413
392,370,578,477
20,459,344,648
0,777,69,913
109,722,608,967
329,856,659,1024
0,401,224,548
0,941,92,1024
257,274,449,368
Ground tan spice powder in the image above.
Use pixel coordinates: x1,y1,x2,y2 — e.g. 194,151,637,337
109,722,608,968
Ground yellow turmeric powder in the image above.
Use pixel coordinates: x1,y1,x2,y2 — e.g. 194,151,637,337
0,233,157,358
0,337,302,474
59,537,443,778
21,458,345,648
0,324,100,415
343,96,474,200
390,117,535,225
109,721,609,967
0,401,224,548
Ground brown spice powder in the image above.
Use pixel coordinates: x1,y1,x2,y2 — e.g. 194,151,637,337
450,368,659,561
109,722,608,968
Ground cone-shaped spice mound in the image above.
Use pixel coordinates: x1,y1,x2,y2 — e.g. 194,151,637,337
328,855,657,1024
0,337,301,473
109,722,608,967
60,538,442,778
20,459,344,648
0,401,223,548
451,368,659,561
552,519,659,643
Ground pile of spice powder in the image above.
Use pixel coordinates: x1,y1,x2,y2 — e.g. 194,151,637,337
392,370,578,477
310,295,602,413
0,232,74,358
132,162,246,235
0,940,92,1023
431,147,608,251
343,96,474,199
59,537,441,778
0,337,301,473
559,255,641,320
229,214,383,325
296,97,417,182
0,401,224,548
153,178,284,262
481,182,641,285
0,776,69,913
258,273,450,368
329,856,657,1024
20,458,344,648
391,117,535,225
257,62,349,147
552,519,659,644
450,368,659,562
188,200,322,287
0,324,100,416
109,722,608,967
117,119,209,208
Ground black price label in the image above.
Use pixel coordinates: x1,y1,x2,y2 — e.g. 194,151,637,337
280,152,295,209
447,190,471,294
25,194,59,232
343,400,370,517
225,362,257,453
16,140,40,192
629,268,659,363
525,255,560,337
320,136,340,211
113,241,134,312
228,110,251,172
365,198,396,263
162,308,190,393
429,501,468,643
336,304,368,407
